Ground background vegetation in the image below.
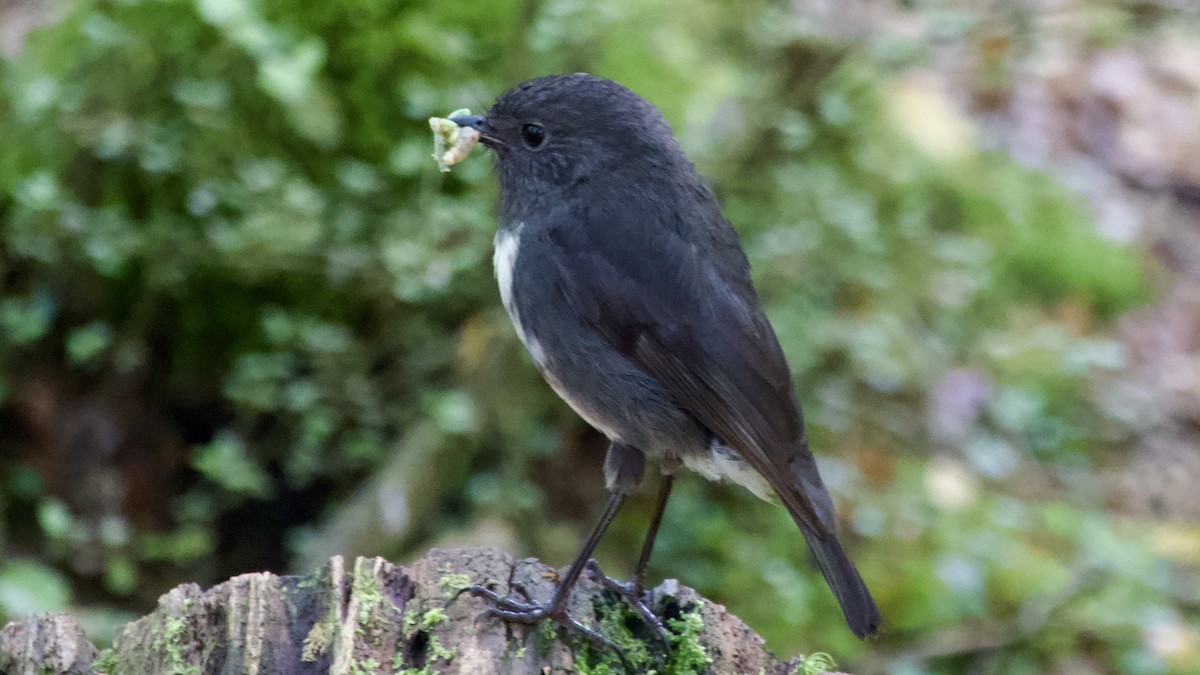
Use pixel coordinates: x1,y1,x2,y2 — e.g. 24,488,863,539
1,0,1197,672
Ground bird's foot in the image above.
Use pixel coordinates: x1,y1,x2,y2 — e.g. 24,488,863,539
584,560,670,652
454,582,632,671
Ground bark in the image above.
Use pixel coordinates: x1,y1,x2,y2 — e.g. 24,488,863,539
0,547,819,674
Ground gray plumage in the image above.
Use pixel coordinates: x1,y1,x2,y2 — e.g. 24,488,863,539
470,73,880,638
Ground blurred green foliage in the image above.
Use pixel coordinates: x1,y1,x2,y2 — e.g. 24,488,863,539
0,0,1195,672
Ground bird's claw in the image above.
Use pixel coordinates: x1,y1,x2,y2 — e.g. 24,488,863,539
453,583,633,672
455,584,535,613
584,559,671,653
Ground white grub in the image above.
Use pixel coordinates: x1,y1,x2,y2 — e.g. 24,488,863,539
441,126,480,168
429,113,481,173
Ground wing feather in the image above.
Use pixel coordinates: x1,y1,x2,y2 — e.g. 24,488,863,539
547,207,834,534
543,199,881,637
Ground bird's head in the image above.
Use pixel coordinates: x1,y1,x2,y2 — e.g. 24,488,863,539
452,74,689,210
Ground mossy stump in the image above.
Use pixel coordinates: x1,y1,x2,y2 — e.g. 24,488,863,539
0,547,817,674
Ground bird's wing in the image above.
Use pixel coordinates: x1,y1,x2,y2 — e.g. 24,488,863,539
546,206,836,536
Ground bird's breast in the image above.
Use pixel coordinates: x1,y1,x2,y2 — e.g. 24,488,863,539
493,225,520,319
493,223,547,367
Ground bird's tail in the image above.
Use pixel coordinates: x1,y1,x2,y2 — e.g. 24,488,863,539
800,526,881,639
770,445,881,638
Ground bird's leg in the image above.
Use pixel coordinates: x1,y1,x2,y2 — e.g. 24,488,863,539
586,473,674,650
632,472,674,594
456,491,630,662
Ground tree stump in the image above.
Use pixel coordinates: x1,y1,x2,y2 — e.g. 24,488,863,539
0,547,819,674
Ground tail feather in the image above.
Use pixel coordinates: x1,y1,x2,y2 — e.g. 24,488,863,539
772,449,881,638
804,529,881,638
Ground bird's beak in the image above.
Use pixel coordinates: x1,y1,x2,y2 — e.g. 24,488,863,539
449,114,486,130
450,114,503,150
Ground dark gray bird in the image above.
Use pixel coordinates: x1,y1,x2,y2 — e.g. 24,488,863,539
452,73,880,641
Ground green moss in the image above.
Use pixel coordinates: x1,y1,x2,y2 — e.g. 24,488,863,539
595,599,652,670
794,652,837,675
574,653,616,675
574,598,711,675
351,568,406,651
420,607,449,629
395,604,455,671
348,657,380,674
663,606,712,675
428,635,456,663
353,571,386,623
536,619,558,656
301,619,334,662
391,634,453,675
402,609,420,634
153,616,201,675
92,648,120,674
300,574,339,663
436,573,472,598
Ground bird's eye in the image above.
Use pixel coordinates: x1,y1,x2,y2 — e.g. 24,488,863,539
520,123,546,150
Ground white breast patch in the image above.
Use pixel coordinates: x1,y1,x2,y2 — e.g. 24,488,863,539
494,224,546,366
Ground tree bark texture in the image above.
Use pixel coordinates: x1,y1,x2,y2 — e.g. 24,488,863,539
1,547,813,674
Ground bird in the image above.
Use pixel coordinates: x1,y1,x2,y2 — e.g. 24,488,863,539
450,73,880,644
